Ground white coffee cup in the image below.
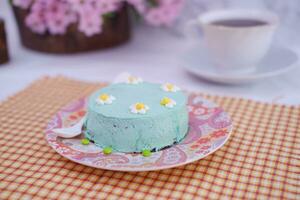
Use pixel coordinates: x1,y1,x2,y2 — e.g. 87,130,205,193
186,10,279,73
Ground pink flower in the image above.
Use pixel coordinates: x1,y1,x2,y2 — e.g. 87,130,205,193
159,0,185,6
126,0,146,14
46,14,69,35
25,12,46,34
16,0,186,36
13,0,33,9
144,0,185,26
31,0,47,12
78,5,103,36
43,0,76,35
95,0,120,14
67,0,87,12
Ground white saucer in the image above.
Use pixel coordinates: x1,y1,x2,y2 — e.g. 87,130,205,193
181,44,299,84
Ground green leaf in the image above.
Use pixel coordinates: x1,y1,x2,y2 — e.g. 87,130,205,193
147,0,159,7
103,12,116,19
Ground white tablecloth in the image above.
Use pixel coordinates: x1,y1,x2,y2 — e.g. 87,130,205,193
1,1,300,105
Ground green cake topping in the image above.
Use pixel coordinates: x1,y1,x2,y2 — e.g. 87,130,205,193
142,150,152,157
81,138,90,145
103,147,113,155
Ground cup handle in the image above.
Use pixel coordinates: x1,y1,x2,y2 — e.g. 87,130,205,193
184,19,203,40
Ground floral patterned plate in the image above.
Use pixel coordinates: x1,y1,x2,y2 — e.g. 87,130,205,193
45,94,233,171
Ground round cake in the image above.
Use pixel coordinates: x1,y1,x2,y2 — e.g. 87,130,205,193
83,79,188,153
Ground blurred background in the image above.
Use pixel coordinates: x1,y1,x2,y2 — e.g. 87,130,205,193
0,0,299,103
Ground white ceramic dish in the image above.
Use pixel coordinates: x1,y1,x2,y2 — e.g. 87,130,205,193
181,44,298,84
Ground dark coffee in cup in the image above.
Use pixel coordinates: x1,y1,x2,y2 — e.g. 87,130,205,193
211,19,268,27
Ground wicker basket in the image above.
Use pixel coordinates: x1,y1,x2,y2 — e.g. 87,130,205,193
0,18,9,64
12,4,131,54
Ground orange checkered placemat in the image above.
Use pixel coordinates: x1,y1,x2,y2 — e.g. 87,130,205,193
0,77,299,200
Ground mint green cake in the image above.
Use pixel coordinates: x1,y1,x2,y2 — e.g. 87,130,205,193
84,78,188,153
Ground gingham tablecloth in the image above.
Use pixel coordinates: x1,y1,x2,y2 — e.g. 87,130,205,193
0,77,299,200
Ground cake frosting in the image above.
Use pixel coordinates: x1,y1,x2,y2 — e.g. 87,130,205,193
84,81,188,153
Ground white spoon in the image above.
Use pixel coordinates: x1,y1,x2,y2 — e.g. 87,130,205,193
53,72,134,138
53,116,86,138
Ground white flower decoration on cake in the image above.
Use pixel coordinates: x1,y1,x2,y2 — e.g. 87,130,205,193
160,97,176,108
130,102,149,114
126,76,143,84
161,83,180,92
96,93,116,105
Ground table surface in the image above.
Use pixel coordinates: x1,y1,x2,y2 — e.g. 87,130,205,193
1,1,300,105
